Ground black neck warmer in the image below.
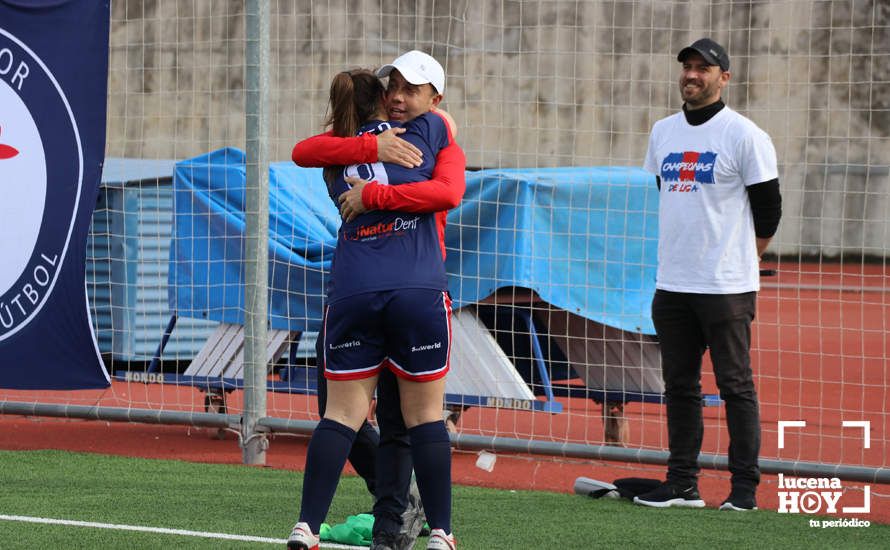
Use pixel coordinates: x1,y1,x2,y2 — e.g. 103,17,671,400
683,99,725,126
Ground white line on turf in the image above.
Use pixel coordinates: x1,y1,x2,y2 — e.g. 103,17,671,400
0,514,364,548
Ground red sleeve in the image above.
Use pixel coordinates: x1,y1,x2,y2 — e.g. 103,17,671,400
361,141,466,212
291,131,378,167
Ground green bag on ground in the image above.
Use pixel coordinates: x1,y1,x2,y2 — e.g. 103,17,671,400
319,513,374,546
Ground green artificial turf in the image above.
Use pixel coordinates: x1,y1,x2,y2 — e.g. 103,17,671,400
0,450,885,549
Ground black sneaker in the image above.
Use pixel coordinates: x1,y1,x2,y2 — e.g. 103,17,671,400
720,487,757,511
370,532,403,550
397,476,426,548
633,482,706,508
371,478,427,550
371,531,406,550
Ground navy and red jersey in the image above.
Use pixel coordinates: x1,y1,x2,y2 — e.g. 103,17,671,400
324,112,450,303
291,110,466,256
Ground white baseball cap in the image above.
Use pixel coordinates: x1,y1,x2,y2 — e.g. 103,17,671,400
377,50,445,94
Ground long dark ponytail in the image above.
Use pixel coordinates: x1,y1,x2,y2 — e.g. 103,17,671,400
325,69,385,137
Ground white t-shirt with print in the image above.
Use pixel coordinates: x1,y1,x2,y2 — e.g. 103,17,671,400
643,106,778,294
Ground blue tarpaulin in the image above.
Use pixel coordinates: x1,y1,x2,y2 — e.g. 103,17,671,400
169,148,337,331
446,167,658,335
169,148,658,335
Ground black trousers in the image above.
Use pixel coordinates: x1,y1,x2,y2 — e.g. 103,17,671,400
652,289,761,490
370,369,413,536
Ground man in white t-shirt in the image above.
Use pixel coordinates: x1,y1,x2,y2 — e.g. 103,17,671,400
633,38,782,512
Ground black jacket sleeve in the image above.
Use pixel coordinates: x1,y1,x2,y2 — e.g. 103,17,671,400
747,178,782,238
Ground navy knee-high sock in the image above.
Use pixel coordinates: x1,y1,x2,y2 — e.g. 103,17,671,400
299,418,357,532
408,420,451,534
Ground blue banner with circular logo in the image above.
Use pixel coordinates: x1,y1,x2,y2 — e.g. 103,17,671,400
0,0,110,388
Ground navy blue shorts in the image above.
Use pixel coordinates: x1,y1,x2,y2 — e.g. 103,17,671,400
320,289,452,382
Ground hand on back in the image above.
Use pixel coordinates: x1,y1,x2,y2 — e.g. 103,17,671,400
376,127,422,168
339,177,370,222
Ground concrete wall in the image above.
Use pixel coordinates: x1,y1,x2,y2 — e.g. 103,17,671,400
106,0,890,257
